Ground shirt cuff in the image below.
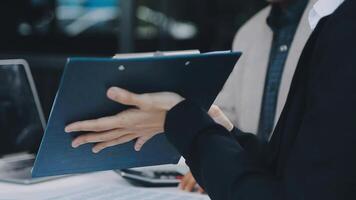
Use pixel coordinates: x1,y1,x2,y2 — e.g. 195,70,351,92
230,126,244,137
164,100,216,156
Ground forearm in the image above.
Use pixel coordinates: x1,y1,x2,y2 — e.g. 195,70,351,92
230,127,271,165
164,100,281,200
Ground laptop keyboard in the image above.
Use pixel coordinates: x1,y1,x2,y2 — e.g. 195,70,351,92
0,158,34,172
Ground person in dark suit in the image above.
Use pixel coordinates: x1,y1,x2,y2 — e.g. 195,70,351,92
66,0,356,199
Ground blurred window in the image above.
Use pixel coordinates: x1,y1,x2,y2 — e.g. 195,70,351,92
0,0,266,53
56,0,120,36
135,0,266,51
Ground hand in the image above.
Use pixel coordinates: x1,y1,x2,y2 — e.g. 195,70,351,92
65,87,184,153
179,172,204,193
208,105,234,131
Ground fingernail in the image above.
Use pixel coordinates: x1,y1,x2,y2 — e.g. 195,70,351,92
65,127,71,133
108,87,122,98
107,88,116,98
134,145,141,152
92,148,99,153
72,141,80,148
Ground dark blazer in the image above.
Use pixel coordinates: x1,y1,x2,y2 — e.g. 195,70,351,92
164,1,356,199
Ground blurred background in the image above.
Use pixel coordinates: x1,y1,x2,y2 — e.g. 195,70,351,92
0,0,266,119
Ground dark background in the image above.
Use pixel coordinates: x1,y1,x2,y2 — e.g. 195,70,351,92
0,0,266,119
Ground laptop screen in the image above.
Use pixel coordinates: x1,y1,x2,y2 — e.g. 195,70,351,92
0,63,45,157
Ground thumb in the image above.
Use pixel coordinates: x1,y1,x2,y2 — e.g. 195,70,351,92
107,87,148,108
208,105,222,118
134,135,154,151
208,105,234,131
107,87,184,111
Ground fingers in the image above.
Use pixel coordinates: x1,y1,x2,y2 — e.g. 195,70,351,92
71,129,132,148
179,172,197,192
179,173,190,190
134,135,153,151
65,115,121,133
92,133,137,153
107,87,184,111
184,177,197,192
197,186,205,194
208,105,222,118
65,109,145,133
208,104,234,131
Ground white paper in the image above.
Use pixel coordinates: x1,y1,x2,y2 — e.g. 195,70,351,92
0,171,208,200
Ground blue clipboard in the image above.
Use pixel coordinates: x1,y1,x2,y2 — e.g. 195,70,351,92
32,51,242,177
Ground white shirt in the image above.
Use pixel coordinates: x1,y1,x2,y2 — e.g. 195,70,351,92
308,0,345,30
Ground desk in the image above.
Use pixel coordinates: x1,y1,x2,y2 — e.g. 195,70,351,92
0,171,208,200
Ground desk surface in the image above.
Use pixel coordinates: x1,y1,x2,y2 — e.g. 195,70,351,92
0,170,208,200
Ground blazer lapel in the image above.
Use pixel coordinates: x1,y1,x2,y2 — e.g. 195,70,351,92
274,0,317,128
272,17,329,173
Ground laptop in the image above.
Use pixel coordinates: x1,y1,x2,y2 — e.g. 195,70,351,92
0,59,63,184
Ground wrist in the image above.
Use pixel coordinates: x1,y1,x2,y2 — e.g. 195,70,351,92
161,95,185,111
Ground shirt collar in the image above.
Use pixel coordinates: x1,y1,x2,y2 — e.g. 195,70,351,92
308,0,345,30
